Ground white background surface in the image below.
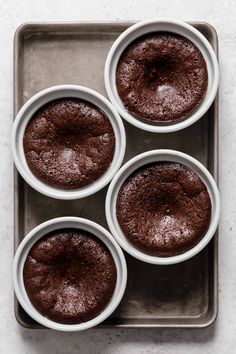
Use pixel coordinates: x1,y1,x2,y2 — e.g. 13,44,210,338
0,0,235,353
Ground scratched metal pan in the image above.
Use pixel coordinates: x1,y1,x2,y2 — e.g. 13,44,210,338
13,21,218,328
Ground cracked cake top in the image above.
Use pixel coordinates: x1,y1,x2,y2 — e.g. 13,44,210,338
116,162,211,257
116,32,208,124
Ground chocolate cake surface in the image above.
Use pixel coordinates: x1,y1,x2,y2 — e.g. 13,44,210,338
23,229,117,324
116,162,211,257
23,98,115,189
116,32,208,124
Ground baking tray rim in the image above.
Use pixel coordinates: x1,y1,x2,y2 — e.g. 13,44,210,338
13,20,219,329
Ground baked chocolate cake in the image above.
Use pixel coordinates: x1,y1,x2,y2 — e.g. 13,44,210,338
116,32,208,124
116,162,211,256
23,98,115,189
23,229,117,324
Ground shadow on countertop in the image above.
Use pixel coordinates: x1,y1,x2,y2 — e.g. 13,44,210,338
18,323,216,354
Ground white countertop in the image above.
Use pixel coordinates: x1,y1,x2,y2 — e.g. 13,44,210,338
0,0,235,353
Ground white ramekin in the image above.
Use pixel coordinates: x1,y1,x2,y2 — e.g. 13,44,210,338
104,18,219,133
106,149,220,265
11,85,126,200
13,217,127,331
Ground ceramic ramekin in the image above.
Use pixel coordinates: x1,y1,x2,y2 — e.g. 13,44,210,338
104,18,219,133
106,149,220,265
13,217,127,331
11,85,126,200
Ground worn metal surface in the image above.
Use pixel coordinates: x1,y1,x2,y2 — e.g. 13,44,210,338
13,21,218,328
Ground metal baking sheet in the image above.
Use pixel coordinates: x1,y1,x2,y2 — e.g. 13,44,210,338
13,21,218,328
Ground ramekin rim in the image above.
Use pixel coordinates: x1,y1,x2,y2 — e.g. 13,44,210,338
105,149,220,265
13,216,127,331
104,18,219,133
11,84,126,200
